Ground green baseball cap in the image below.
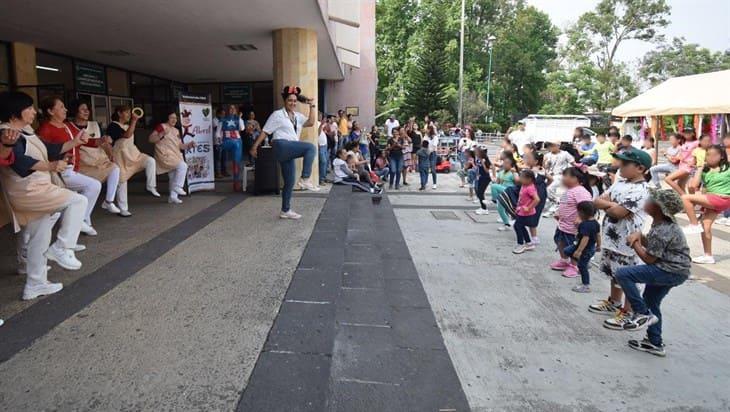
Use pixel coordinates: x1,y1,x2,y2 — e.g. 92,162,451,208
612,148,652,169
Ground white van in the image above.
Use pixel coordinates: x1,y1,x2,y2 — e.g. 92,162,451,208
519,114,595,147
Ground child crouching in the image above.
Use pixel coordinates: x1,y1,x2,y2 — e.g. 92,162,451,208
512,169,540,254
563,201,600,293
614,188,691,357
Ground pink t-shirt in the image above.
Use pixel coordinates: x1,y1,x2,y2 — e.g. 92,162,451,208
557,186,592,234
517,184,539,216
678,140,700,172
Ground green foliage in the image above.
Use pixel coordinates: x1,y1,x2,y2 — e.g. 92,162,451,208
556,0,670,111
402,0,451,119
639,37,730,86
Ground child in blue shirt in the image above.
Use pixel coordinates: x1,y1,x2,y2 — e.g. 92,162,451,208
564,201,601,293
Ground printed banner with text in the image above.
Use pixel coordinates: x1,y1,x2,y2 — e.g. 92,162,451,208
178,93,214,192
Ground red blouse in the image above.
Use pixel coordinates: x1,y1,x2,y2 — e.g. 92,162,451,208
38,122,79,171
0,150,14,166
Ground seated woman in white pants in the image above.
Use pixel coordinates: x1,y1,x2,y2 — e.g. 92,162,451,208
107,106,159,217
66,99,122,215
0,91,88,300
37,96,101,236
149,110,194,204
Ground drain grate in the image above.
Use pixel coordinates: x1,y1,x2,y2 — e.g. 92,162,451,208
431,211,460,220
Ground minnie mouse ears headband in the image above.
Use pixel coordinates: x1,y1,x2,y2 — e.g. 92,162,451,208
282,85,301,97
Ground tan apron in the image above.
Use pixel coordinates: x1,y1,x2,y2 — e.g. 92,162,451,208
0,125,72,232
111,121,151,183
154,124,185,174
70,121,115,182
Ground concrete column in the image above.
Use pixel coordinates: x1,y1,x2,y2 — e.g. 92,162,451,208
10,42,38,103
272,28,319,183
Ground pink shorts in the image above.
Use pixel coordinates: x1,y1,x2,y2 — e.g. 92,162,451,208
706,194,730,212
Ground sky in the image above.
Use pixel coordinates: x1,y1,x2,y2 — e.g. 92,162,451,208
527,0,730,65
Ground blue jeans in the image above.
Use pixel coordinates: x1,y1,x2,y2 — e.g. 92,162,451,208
375,167,390,180
318,145,328,184
579,157,597,166
615,264,688,345
389,155,403,187
429,152,437,184
513,215,533,245
418,167,429,188
563,243,595,285
273,139,316,213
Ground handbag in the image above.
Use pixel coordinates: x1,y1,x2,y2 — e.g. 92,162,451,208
498,185,520,219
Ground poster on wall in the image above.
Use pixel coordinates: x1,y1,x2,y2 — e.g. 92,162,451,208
178,93,214,193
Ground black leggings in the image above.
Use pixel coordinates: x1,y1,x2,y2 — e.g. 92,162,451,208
476,177,491,209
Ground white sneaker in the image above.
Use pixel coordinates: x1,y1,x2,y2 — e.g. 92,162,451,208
683,224,704,235
101,201,121,214
524,243,536,251
80,221,97,236
147,186,161,197
512,245,527,254
45,244,82,270
119,210,132,218
472,199,480,204
692,255,716,264
497,225,510,232
168,196,183,204
298,178,320,192
432,184,437,189
174,187,187,196
531,237,540,245
475,208,489,215
22,282,63,300
71,244,86,252
280,210,302,220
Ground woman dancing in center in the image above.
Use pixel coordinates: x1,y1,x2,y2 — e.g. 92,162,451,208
250,86,320,220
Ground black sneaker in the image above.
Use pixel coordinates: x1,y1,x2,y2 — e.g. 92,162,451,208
628,337,666,357
622,312,658,332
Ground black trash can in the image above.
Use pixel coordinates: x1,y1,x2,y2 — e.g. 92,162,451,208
254,146,280,195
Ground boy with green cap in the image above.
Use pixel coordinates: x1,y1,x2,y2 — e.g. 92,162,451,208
615,188,691,356
589,148,653,327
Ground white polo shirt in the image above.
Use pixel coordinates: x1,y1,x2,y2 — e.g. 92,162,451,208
263,108,307,141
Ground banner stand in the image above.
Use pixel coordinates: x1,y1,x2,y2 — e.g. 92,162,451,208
178,93,214,193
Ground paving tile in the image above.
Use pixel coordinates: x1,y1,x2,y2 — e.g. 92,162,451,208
264,301,336,354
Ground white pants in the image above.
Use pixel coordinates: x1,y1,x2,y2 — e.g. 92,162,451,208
116,157,157,212
547,175,564,204
104,165,121,203
17,193,86,287
62,169,101,224
168,161,188,200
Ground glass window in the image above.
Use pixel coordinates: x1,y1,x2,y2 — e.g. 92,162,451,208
107,67,129,96
36,51,73,90
188,83,220,103
0,42,9,86
131,73,153,100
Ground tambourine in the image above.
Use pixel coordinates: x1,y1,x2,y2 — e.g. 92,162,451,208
132,107,144,118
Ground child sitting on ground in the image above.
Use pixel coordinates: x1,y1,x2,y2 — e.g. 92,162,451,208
416,140,431,191
564,201,600,293
615,188,690,357
512,170,540,254
333,149,379,193
550,167,593,277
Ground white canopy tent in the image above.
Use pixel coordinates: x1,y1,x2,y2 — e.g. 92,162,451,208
612,70,730,117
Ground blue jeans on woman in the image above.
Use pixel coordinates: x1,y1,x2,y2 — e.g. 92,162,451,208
615,264,688,345
318,145,329,184
273,139,316,213
389,154,404,188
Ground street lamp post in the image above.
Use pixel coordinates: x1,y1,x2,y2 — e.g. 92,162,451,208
485,35,496,124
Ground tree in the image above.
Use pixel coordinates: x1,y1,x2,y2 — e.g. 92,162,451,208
640,37,730,86
401,0,451,119
564,0,670,111
375,0,419,112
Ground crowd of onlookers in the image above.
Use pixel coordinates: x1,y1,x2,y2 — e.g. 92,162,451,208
450,122,730,357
